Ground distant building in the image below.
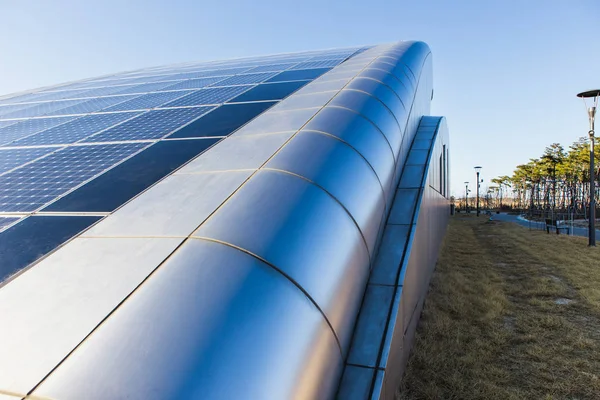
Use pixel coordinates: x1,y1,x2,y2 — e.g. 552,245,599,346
0,41,449,399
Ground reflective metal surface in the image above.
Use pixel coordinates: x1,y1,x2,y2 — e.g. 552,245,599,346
0,237,182,394
340,116,450,400
193,169,371,351
33,239,342,400
0,41,449,400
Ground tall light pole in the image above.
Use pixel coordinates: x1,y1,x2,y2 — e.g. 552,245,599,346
464,181,469,212
577,90,599,247
475,166,482,216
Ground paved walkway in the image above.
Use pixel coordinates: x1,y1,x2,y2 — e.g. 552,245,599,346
490,212,600,239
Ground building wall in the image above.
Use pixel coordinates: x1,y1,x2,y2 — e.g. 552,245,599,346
0,41,447,400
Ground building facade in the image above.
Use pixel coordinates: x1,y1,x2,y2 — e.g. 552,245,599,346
0,41,450,399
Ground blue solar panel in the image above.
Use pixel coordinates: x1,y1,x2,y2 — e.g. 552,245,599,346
291,60,346,69
161,77,228,90
11,112,141,146
0,116,77,146
0,147,57,174
45,95,138,116
0,143,147,212
0,216,19,232
161,86,252,107
245,63,299,73
0,120,18,129
213,73,278,86
103,91,192,112
0,103,36,118
113,81,180,95
0,100,87,119
75,86,140,98
84,107,214,142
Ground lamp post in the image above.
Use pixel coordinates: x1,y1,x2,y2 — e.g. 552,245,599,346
577,90,599,247
464,181,469,212
474,166,482,216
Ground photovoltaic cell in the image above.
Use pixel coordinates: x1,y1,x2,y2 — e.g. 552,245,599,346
0,116,77,146
212,73,278,86
45,138,220,212
291,60,346,69
84,107,214,142
161,77,228,91
169,102,276,139
0,215,102,282
266,68,331,83
11,112,141,146
75,85,141,98
0,216,19,232
245,63,299,73
0,143,147,212
228,81,309,103
0,103,36,118
0,147,57,174
102,91,192,112
0,100,87,119
112,81,179,95
161,86,252,107
45,95,138,116
0,120,18,129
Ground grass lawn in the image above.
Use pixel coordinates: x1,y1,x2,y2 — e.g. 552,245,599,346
398,214,600,400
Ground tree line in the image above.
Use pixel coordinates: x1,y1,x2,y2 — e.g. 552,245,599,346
489,136,599,219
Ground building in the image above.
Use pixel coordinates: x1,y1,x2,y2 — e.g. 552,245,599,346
0,41,450,399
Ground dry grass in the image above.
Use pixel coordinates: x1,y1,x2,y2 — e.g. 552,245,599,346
398,214,600,400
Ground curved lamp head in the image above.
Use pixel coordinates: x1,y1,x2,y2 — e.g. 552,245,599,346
474,166,482,173
577,90,599,133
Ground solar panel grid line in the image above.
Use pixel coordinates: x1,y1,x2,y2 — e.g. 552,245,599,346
0,143,151,213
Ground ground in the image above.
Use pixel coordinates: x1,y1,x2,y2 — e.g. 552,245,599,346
398,214,600,400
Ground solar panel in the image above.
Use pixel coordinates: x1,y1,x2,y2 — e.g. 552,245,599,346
0,147,57,174
0,216,19,232
245,63,299,73
102,91,192,112
161,86,252,107
11,112,141,146
112,81,180,95
0,100,87,119
0,116,77,146
161,77,228,91
266,68,331,83
84,107,214,142
75,85,140,98
213,73,278,86
0,103,37,118
0,120,19,129
291,60,346,69
45,95,139,116
0,143,147,212
228,81,309,103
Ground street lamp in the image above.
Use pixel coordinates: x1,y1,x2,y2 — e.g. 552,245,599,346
474,166,482,216
577,89,599,247
464,181,470,212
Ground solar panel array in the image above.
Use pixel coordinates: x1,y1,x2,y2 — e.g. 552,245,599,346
0,45,370,282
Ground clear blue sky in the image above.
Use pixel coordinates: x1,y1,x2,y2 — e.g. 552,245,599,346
1,0,598,196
